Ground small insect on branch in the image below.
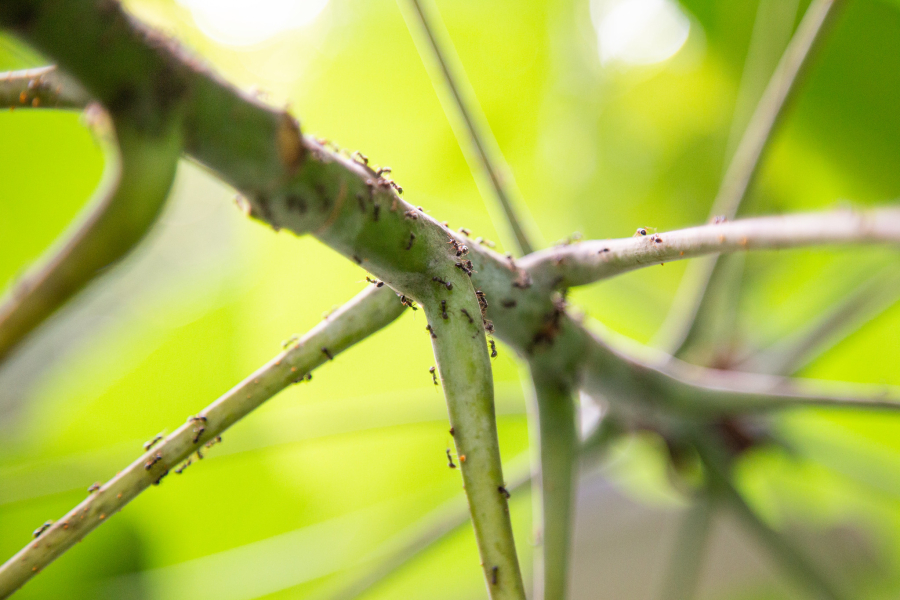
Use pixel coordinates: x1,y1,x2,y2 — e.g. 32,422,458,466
446,448,457,469
430,366,439,385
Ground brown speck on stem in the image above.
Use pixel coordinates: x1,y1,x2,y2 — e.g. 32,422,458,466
276,112,304,173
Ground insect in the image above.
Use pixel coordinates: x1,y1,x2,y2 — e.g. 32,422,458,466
455,260,473,276
484,320,495,334
498,485,511,499
426,324,437,339
633,226,657,237
446,449,456,469
430,366,439,385
87,482,101,494
491,566,499,585
460,308,474,324
404,209,418,220
366,276,384,287
441,300,448,319
375,166,391,177
501,299,516,308
33,521,53,538
188,415,207,444
489,339,497,358
351,150,368,165
174,457,192,474
458,227,471,236
281,335,299,349
405,232,416,250
432,276,452,290
650,233,663,244
475,290,488,314
321,347,334,361
144,452,162,470
143,434,162,451
398,295,418,310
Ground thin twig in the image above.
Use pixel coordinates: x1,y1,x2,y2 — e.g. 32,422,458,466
522,206,900,290
0,286,405,598
656,492,715,600
694,437,847,600
399,0,538,255
655,0,846,355
742,266,900,375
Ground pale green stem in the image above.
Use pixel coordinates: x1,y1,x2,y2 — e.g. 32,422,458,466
655,0,846,355
529,369,578,600
656,493,715,600
0,114,182,364
0,285,405,598
743,266,900,375
694,437,847,600
423,279,527,600
398,0,539,255
523,207,900,290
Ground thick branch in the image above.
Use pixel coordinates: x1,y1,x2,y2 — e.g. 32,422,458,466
0,114,182,364
0,286,405,598
423,278,526,600
529,369,578,600
522,207,900,290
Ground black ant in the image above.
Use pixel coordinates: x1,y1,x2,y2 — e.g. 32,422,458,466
205,435,223,449
498,486,511,499
441,300,448,319
426,324,437,339
321,347,334,361
484,320,495,334
458,227,471,236
598,247,610,254
144,452,162,470
492,566,499,586
351,150,369,165
33,521,53,538
446,449,456,469
432,276,453,290
366,276,384,287
375,166,391,177
293,372,312,384
650,233,663,244
143,434,162,451
430,366,439,385
455,261,473,276
399,295,418,310
87,482,101,494
405,232,416,250
174,457,192,474
475,290,488,314
152,469,169,486
489,339,497,358
188,415,207,444
460,308,474,324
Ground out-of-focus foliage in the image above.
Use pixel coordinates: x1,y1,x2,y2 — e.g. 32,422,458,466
1,0,899,598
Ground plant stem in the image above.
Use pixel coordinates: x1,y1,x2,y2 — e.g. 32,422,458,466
0,285,405,598
0,65,89,108
398,0,538,255
523,206,900,290
694,436,847,600
528,370,578,600
656,493,715,600
423,281,527,600
655,0,846,355
0,114,182,365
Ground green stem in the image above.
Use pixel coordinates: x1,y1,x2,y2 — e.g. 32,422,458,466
398,0,538,255
694,437,847,600
529,369,578,600
0,285,405,598
0,114,182,364
423,279,527,600
0,65,89,108
657,493,715,600
655,0,847,355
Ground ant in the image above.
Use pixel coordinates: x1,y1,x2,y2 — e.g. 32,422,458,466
281,334,299,349
321,347,334,361
426,324,437,339
152,469,169,486
143,434,162,451
650,233,663,244
144,452,162,471
405,232,416,250
366,276,384,287
430,366,439,385
458,227,471,236
188,415,207,444
351,150,369,165
455,261,474,276
475,290,488,312
634,226,657,237
489,339,497,358
174,457,192,474
501,299,516,308
432,276,453,290
441,300,448,319
375,166,391,177
484,320,495,334
33,521,53,538
404,209,418,220
205,435,223,449
492,566,499,586
460,308,474,324
498,486,511,499
399,295,418,310
446,449,456,469
87,482,101,494
293,372,313,384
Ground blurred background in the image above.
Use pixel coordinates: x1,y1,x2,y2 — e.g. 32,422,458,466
1,0,900,598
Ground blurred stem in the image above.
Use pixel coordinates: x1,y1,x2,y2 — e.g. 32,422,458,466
0,65,89,108
694,437,847,600
398,0,539,255
655,0,846,356
423,280,527,600
743,266,900,375
0,286,405,598
657,492,715,600
0,112,182,366
529,369,578,600
522,207,900,290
